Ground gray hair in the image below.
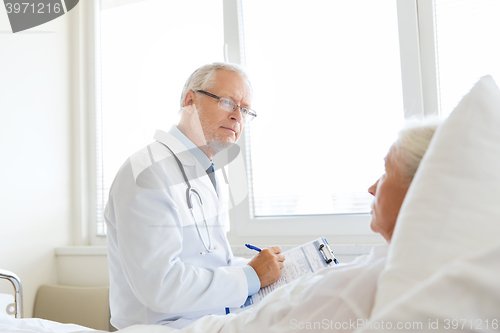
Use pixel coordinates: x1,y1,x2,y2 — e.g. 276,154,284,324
179,62,251,109
391,117,442,182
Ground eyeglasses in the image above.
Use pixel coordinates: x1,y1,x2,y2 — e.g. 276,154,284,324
195,90,257,121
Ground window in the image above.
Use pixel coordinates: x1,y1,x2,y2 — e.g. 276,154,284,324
434,0,500,117
242,0,404,217
96,0,224,235
91,0,500,243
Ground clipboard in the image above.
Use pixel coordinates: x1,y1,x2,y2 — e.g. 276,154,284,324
233,237,339,311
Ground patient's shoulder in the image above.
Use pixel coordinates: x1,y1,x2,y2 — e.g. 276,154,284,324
336,244,389,268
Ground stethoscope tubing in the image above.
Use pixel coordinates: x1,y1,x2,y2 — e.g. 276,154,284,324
157,141,214,253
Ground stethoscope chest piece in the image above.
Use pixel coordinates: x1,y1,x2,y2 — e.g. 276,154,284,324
200,245,218,255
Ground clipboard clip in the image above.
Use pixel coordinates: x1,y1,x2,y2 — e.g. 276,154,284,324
318,243,339,265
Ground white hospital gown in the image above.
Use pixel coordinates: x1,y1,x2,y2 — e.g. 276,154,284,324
121,244,389,333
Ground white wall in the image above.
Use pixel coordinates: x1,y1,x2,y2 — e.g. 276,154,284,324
0,8,75,317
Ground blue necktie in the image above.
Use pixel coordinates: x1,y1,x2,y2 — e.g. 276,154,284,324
206,163,217,194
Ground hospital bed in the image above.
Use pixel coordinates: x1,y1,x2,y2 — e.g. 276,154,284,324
0,269,23,319
0,270,113,333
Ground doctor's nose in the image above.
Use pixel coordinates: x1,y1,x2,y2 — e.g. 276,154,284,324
230,107,244,122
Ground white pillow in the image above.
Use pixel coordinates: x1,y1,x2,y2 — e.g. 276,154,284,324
371,75,500,315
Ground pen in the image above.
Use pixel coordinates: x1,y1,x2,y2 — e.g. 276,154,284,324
245,244,261,252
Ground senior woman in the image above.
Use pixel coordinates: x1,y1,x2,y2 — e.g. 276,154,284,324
368,119,440,243
123,118,441,333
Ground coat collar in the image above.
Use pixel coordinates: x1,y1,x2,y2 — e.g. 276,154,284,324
154,130,218,195
167,126,212,171
154,129,223,202
153,129,197,167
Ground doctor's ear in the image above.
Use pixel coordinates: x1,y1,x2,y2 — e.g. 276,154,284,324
184,90,197,109
183,91,198,115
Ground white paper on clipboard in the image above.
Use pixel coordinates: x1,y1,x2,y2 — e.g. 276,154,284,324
230,237,338,312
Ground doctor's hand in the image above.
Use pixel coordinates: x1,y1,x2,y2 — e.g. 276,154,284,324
247,246,285,288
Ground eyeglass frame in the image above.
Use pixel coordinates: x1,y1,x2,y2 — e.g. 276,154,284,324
195,90,257,121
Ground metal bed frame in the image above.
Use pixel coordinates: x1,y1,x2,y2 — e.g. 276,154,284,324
0,269,23,318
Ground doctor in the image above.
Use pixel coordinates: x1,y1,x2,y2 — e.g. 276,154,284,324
104,62,285,330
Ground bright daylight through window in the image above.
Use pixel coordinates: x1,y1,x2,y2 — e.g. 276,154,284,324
97,0,498,234
434,0,500,117
97,0,224,235
242,0,404,217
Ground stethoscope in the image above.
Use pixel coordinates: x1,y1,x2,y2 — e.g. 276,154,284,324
158,141,215,253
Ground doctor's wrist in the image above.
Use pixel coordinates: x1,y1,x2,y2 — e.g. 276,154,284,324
241,265,260,296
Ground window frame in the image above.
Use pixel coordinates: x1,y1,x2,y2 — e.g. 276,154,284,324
92,0,106,245
225,0,440,246
83,0,440,245
71,0,103,246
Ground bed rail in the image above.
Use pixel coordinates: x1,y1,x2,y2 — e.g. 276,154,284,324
0,269,23,318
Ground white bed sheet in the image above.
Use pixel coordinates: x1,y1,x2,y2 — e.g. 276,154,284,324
0,314,107,333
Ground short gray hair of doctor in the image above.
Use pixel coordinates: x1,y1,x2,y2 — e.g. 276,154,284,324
391,117,442,182
179,62,252,110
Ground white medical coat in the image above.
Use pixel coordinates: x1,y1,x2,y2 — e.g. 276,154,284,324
104,130,249,329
